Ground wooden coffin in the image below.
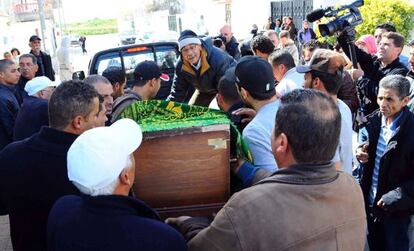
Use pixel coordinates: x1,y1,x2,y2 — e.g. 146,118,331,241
133,124,230,218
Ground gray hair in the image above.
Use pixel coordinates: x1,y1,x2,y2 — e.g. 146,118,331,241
265,30,278,38
73,155,134,196
269,50,296,69
379,75,410,100
84,74,111,86
19,53,37,65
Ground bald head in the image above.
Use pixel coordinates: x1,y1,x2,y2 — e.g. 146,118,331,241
220,24,233,44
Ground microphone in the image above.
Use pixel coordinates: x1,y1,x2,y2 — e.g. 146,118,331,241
306,9,325,22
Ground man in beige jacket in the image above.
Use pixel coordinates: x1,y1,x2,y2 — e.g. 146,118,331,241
168,89,367,251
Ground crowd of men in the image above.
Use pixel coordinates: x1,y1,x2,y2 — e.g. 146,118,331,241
0,17,413,251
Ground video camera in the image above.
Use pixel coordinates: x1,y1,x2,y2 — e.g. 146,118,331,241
306,0,364,37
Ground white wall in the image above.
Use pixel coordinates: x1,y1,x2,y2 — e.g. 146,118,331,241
0,16,11,54
181,0,224,36
231,0,271,40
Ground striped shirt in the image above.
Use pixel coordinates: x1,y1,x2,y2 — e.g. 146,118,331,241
368,111,403,205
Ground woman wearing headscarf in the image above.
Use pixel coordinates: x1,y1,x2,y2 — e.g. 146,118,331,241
355,34,377,55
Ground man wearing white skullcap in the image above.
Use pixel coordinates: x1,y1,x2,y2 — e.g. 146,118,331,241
13,76,58,140
47,119,187,251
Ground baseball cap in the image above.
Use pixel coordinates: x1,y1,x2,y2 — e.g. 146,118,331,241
24,76,58,96
134,61,170,82
296,49,346,75
220,67,236,85
67,118,142,191
29,35,41,42
235,56,276,95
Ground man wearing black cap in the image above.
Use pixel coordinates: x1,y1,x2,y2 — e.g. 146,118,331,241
167,29,236,107
111,60,169,123
231,56,280,186
296,49,353,175
29,35,55,81
216,67,246,132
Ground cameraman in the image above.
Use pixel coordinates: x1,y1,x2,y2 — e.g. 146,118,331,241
219,24,241,61
338,30,408,119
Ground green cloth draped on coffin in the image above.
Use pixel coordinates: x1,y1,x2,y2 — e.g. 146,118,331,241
118,100,252,162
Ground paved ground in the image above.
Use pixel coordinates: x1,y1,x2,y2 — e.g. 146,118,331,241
0,216,12,251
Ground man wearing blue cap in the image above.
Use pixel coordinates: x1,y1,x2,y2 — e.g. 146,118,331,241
167,29,236,106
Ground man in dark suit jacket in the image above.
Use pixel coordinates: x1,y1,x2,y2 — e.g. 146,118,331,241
29,35,55,81
0,80,106,251
47,119,187,251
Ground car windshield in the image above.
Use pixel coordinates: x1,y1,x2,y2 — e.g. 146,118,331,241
93,44,178,76
121,31,135,36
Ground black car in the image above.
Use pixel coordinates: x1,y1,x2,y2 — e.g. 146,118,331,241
76,42,179,100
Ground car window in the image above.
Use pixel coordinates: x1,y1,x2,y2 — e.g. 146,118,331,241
91,43,179,100
124,52,154,73
156,49,178,70
94,51,122,75
122,47,155,83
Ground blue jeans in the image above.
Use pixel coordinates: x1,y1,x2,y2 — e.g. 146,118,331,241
367,212,411,251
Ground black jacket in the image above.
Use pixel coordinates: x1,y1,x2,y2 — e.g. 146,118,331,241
168,38,236,104
406,71,414,113
14,77,29,105
13,96,49,141
0,83,20,151
30,50,55,81
360,108,414,218
0,127,80,251
225,36,241,61
47,194,187,251
282,23,298,41
338,36,408,116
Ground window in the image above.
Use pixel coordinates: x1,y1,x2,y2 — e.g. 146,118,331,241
94,52,121,75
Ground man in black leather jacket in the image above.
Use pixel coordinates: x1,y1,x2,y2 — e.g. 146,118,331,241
219,24,241,61
356,75,414,251
338,30,408,118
